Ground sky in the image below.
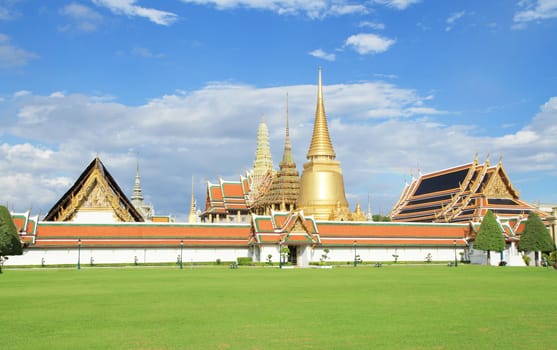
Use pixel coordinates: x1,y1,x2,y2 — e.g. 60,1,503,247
1,0,557,221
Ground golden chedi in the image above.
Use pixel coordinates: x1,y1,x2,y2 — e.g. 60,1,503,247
297,68,351,221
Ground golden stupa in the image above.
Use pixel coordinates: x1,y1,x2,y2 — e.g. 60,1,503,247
297,67,351,221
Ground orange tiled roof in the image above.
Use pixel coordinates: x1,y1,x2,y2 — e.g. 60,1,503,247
32,222,251,248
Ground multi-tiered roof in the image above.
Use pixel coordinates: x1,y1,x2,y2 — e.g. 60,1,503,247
390,155,547,223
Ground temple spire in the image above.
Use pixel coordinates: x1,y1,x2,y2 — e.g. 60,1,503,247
252,115,273,176
130,160,153,220
297,67,349,221
188,176,197,223
281,93,293,165
131,160,144,204
255,92,300,212
306,66,335,160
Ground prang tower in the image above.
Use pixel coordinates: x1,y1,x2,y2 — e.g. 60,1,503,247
297,68,350,221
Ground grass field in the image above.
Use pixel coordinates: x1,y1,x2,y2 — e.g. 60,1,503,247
2,265,556,350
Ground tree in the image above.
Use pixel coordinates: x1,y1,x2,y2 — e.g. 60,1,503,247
474,210,505,266
372,214,391,222
0,205,23,273
518,212,555,267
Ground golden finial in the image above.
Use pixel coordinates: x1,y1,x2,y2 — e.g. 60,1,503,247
306,67,335,160
281,92,293,165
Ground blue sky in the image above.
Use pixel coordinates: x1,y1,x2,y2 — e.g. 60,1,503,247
1,0,556,220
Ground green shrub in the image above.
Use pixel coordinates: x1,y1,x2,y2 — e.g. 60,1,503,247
549,252,557,265
237,257,253,266
522,254,531,266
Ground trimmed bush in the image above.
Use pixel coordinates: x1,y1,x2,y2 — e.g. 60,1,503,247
237,257,253,266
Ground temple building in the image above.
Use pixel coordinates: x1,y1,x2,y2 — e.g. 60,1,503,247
43,157,144,223
390,155,547,223
199,176,251,223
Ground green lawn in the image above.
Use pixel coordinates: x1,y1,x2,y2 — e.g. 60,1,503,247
1,265,556,350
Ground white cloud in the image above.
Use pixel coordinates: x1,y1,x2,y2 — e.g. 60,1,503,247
0,4,18,21
329,4,368,16
445,11,467,31
309,49,336,61
359,21,385,30
344,33,395,55
0,79,446,214
180,0,369,19
92,0,178,25
371,0,421,10
0,7,11,20
2,83,556,218
14,90,31,98
514,0,557,25
0,33,37,68
131,47,163,58
374,73,397,79
59,3,103,32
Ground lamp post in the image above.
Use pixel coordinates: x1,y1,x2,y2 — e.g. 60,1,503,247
353,241,357,267
180,240,184,270
279,242,282,269
77,238,81,270
453,240,458,267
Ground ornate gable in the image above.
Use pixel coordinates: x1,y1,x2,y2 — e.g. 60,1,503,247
250,211,319,245
483,162,520,199
43,157,144,223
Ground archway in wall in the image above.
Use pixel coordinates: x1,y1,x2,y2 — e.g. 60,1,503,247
288,245,298,265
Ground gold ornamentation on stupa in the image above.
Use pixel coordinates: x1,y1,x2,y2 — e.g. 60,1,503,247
297,68,350,221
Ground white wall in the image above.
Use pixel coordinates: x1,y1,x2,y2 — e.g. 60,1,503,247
6,247,249,266
8,244,529,267
468,242,527,266
312,246,464,264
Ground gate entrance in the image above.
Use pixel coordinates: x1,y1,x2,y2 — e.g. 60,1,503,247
288,246,297,265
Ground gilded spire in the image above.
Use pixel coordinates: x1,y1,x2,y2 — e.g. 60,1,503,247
298,67,349,221
306,67,335,160
252,115,274,177
281,93,293,165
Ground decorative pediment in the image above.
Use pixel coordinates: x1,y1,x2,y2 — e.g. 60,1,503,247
484,172,512,199
250,210,319,245
44,157,143,223
483,163,520,199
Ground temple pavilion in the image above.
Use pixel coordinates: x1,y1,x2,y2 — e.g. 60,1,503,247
390,155,547,223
